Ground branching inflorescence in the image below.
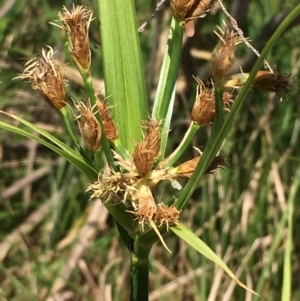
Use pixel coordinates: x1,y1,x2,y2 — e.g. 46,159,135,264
15,2,292,249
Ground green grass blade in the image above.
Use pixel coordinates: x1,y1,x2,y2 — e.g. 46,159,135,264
171,223,258,296
97,0,148,152
0,262,39,301
0,118,137,235
281,167,300,301
151,18,183,158
152,17,183,121
252,166,300,300
0,119,97,178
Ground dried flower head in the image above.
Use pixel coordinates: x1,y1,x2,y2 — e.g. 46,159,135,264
87,168,137,204
57,5,93,71
170,0,216,24
253,70,292,96
155,203,180,230
133,120,162,175
76,101,101,152
128,184,156,230
212,24,244,80
96,97,119,142
16,46,66,111
191,79,234,125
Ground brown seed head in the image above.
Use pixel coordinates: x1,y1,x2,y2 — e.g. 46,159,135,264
16,46,66,111
76,101,101,152
133,120,162,175
58,5,93,71
155,203,180,230
96,97,119,142
170,0,216,24
129,184,156,231
253,70,292,95
212,25,244,80
191,79,234,125
192,79,215,125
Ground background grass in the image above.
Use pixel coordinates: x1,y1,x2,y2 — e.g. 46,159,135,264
1,0,300,300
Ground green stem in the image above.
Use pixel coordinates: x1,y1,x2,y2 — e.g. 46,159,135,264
211,86,224,138
152,18,184,160
130,253,149,301
61,107,80,149
164,122,200,167
106,203,137,238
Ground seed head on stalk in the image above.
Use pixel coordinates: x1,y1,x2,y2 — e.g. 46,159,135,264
15,46,67,112
56,5,93,72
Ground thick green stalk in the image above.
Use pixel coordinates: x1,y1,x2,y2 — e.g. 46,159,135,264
130,254,149,301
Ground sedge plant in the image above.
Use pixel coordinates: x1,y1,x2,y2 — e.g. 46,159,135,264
1,1,300,300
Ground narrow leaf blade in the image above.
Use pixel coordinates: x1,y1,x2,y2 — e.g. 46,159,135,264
171,223,258,296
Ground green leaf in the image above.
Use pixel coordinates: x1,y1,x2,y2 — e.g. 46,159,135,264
0,114,97,179
152,17,183,159
152,17,183,121
282,167,300,300
0,113,138,235
171,223,258,295
98,0,148,152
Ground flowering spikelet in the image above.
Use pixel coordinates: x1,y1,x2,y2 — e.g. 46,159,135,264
87,168,137,204
16,46,66,111
57,5,93,71
174,153,225,177
212,24,244,80
129,184,157,230
133,120,162,175
191,79,234,125
76,101,101,152
223,72,249,88
253,70,292,95
96,97,119,142
155,203,180,230
170,0,216,24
